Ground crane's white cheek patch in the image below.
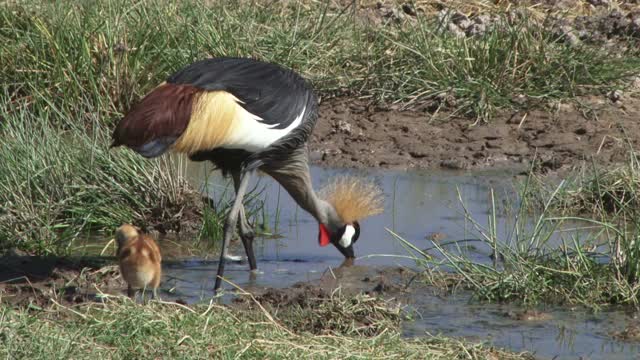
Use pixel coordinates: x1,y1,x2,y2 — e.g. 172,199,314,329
339,225,356,248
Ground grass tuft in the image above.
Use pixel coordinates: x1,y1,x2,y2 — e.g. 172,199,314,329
0,102,195,255
390,157,640,309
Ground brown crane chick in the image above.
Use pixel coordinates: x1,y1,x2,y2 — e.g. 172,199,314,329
115,224,162,300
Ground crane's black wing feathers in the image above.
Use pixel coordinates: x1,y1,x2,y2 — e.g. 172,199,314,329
167,57,312,130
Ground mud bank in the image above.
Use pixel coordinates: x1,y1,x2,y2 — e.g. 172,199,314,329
310,96,640,173
0,251,413,308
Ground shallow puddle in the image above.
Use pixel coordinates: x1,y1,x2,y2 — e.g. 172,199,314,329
93,164,640,359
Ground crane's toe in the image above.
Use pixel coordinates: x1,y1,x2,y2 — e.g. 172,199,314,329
223,253,244,262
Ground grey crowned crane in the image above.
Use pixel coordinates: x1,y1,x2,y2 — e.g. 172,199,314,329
111,57,383,293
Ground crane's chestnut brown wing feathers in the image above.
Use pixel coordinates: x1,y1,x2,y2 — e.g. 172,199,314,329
111,57,316,160
111,84,200,158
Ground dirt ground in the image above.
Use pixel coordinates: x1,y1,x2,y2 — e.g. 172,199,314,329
233,263,419,307
310,94,640,173
0,250,123,308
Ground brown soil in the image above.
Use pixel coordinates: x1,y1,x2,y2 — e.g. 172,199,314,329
310,95,640,173
0,249,418,311
306,0,640,173
233,263,420,310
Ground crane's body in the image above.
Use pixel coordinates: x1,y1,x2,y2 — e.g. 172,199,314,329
112,57,317,166
112,57,382,293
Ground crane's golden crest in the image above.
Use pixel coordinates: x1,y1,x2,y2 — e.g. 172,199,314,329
171,91,241,154
319,176,384,223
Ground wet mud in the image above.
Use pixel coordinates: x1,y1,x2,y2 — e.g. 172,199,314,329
304,0,640,174
0,250,124,308
311,95,640,174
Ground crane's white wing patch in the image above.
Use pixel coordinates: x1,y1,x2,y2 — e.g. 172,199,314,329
223,105,305,152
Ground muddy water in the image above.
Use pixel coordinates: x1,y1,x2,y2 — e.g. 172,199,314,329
158,164,639,360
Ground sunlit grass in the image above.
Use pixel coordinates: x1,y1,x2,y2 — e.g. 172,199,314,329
2,1,638,121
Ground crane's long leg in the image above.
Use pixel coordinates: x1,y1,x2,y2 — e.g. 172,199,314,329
214,170,252,294
231,170,257,271
201,196,242,263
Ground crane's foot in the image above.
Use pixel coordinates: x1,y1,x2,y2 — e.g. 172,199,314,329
340,258,355,268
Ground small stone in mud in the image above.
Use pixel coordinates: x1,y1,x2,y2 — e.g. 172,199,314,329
611,322,640,342
607,90,623,103
505,310,552,321
427,232,446,242
435,92,457,107
440,159,468,170
336,120,352,134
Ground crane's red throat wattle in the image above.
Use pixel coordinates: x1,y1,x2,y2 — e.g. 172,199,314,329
318,224,330,247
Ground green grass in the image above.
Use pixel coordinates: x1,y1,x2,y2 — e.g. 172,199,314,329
0,101,197,254
389,161,640,309
2,0,639,120
0,297,532,359
525,152,640,218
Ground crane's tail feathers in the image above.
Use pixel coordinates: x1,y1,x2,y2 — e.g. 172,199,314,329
319,176,384,224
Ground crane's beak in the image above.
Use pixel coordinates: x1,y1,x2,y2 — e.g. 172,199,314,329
333,242,355,259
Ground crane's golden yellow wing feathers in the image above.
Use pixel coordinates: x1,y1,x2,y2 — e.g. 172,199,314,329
172,91,241,154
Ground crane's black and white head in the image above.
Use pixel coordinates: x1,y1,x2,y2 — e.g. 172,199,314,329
317,177,384,260
318,221,360,258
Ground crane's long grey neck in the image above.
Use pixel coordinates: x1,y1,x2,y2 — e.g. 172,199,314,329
262,149,341,230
